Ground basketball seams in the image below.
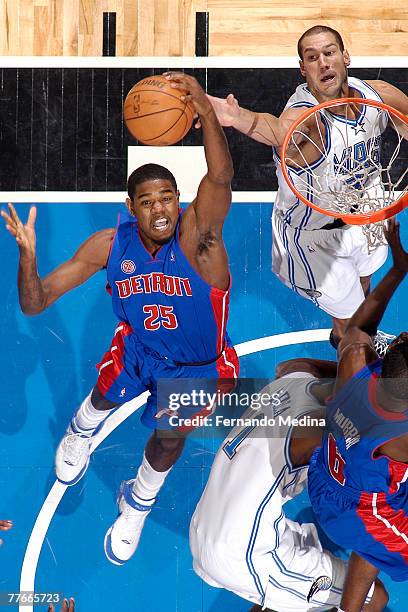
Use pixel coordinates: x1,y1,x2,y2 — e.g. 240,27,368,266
123,76,194,145
146,112,189,144
125,108,190,142
129,87,190,104
124,107,188,121
125,88,193,118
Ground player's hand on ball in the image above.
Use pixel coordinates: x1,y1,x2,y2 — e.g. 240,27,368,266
385,217,408,272
1,203,37,258
164,72,212,118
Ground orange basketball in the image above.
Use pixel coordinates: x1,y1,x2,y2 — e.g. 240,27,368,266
123,75,195,146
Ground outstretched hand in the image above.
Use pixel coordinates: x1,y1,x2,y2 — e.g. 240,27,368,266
48,598,75,612
205,93,240,127
1,203,37,258
0,519,12,546
385,217,408,272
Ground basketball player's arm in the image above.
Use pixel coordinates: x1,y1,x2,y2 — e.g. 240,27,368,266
37,229,114,311
2,202,114,314
165,74,233,230
336,218,408,387
367,80,408,139
194,98,233,232
340,552,388,612
207,93,308,147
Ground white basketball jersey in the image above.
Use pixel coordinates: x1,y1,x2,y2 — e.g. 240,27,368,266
190,374,323,600
274,77,387,230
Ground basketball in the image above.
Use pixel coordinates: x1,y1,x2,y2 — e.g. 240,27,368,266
123,75,195,146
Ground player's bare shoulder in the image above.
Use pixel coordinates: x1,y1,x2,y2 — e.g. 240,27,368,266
365,80,408,113
74,228,116,268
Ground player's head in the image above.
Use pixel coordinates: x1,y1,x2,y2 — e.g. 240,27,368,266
297,25,350,102
378,333,408,411
126,164,180,247
127,163,178,199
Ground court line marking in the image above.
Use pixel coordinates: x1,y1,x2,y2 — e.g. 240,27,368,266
19,327,330,611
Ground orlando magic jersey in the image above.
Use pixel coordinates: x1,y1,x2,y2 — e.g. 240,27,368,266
190,375,329,601
274,77,387,230
190,372,321,590
106,211,232,364
315,359,408,495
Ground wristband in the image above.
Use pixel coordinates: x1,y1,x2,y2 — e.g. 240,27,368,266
246,113,259,136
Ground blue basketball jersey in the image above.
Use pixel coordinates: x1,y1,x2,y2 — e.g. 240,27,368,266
308,359,408,580
317,359,408,495
106,210,232,364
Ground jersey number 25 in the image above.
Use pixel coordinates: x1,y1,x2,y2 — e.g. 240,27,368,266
143,305,178,330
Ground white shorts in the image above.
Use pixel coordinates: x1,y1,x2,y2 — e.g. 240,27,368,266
272,208,388,319
192,517,353,611
190,373,375,611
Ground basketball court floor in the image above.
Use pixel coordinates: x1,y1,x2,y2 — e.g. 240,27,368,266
1,201,407,611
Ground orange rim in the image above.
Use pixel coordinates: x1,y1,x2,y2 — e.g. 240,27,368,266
281,97,408,224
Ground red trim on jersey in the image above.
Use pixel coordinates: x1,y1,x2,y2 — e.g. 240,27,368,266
209,281,240,380
105,219,119,296
106,216,119,265
368,374,407,421
209,279,231,353
137,226,165,261
217,345,239,380
356,491,408,563
388,463,408,495
96,322,133,396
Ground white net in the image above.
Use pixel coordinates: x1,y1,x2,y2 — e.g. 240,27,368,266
283,100,408,253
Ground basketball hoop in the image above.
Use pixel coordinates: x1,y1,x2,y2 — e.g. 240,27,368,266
281,98,408,252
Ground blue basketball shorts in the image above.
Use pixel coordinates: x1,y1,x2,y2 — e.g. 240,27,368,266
95,322,239,431
308,449,408,582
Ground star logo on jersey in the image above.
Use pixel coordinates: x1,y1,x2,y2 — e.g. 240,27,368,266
351,122,366,135
307,575,332,602
121,259,136,274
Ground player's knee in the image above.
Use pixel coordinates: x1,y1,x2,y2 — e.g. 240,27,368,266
90,385,118,411
365,578,388,611
155,434,185,454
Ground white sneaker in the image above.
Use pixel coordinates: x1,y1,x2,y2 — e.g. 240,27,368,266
55,426,93,486
373,330,396,358
104,480,153,565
